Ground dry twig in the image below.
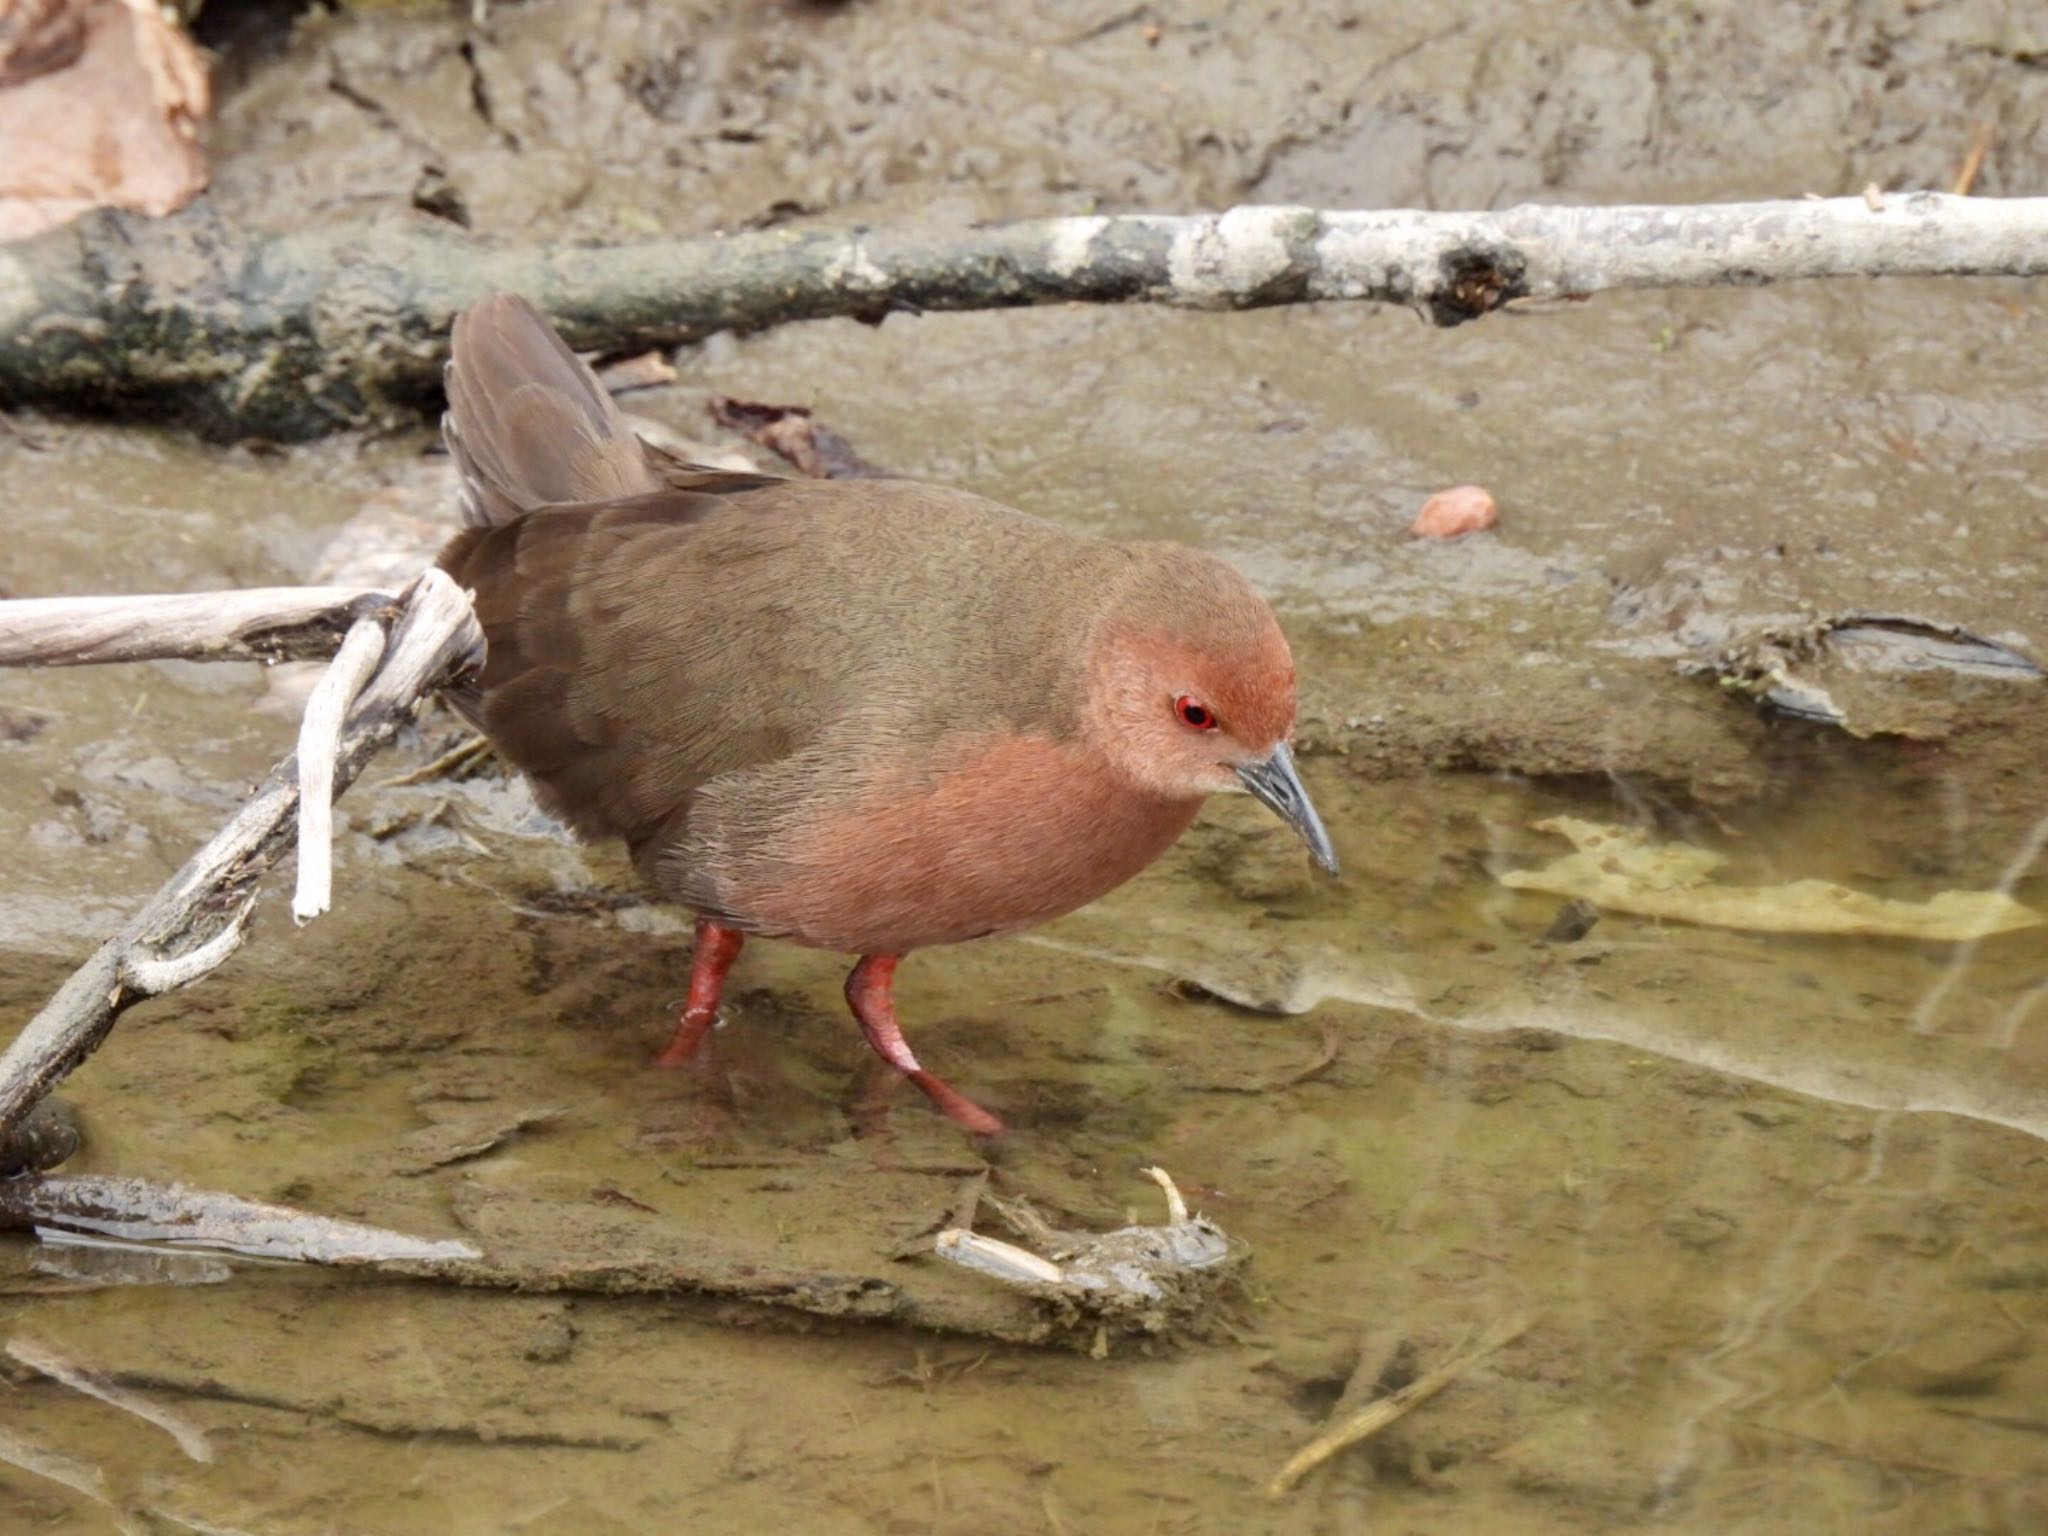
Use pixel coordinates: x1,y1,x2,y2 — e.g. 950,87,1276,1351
1953,126,1995,196
0,571,482,1139
0,585,395,666
1266,1314,1532,1497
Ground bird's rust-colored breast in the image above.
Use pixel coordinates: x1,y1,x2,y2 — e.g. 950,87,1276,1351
734,730,1203,955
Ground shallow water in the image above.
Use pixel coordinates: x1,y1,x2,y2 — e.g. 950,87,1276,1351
6,0,2048,1530
3,751,2044,1534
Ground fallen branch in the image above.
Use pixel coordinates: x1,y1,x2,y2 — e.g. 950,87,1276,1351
3,194,2044,438
0,1174,478,1265
0,570,481,1139
0,1171,1123,1346
0,585,395,666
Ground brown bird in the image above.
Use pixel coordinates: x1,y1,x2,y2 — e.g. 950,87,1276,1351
437,295,1336,1135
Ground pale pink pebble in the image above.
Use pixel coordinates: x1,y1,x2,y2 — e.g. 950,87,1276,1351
1410,485,1498,539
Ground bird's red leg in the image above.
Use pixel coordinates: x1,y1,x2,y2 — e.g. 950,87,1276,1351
844,954,1004,1136
656,918,745,1067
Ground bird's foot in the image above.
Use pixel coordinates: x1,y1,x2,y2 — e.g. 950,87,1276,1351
845,952,1004,1137
653,1005,719,1068
655,917,746,1067
906,1068,1004,1137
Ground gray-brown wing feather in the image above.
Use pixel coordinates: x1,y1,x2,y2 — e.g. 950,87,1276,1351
437,291,823,910
442,293,664,525
440,492,826,858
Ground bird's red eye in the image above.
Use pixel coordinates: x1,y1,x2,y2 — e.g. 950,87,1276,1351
1174,695,1218,731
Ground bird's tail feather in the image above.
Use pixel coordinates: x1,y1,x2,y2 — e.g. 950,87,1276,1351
442,294,661,527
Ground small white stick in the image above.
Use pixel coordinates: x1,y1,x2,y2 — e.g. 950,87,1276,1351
933,1229,1068,1288
1143,1165,1189,1224
291,618,387,923
0,569,482,1139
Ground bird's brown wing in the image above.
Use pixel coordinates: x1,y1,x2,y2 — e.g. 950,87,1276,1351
438,483,836,881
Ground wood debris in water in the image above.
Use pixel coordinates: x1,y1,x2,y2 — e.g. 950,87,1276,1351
6,1335,214,1463
933,1166,1239,1335
1501,817,2044,941
1266,1315,1533,1497
0,1174,480,1265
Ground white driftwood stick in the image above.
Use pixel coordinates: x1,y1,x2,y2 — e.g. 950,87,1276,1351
292,618,388,923
1279,192,2048,311
0,571,482,1139
0,586,393,666
933,1229,1069,1288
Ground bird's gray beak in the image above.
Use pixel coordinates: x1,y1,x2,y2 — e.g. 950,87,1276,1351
1236,742,1339,876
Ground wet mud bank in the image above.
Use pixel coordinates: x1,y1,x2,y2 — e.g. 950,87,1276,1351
3,1,2046,1531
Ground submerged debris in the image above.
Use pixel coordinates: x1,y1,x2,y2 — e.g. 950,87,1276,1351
934,1167,1238,1336
1702,613,2042,737
0,1096,80,1176
1267,1315,1532,1498
6,1335,214,1463
1538,898,1601,944
0,1174,481,1264
1501,817,2044,941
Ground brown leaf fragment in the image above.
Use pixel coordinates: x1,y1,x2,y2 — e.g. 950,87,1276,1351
0,0,210,241
0,0,87,87
709,396,891,479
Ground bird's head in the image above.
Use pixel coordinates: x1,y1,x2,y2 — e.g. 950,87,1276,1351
1083,545,1338,874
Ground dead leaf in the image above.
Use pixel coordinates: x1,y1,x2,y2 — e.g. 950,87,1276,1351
0,0,210,241
709,396,891,479
1501,817,2044,941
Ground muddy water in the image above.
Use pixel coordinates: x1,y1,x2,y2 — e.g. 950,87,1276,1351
6,0,2048,1531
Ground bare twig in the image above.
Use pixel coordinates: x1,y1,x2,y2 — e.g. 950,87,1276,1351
118,897,255,993
0,586,395,666
0,571,482,1139
373,731,492,787
4,195,2047,438
1266,1315,1532,1497
292,616,387,922
1740,1420,1983,1482
1953,126,1995,196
